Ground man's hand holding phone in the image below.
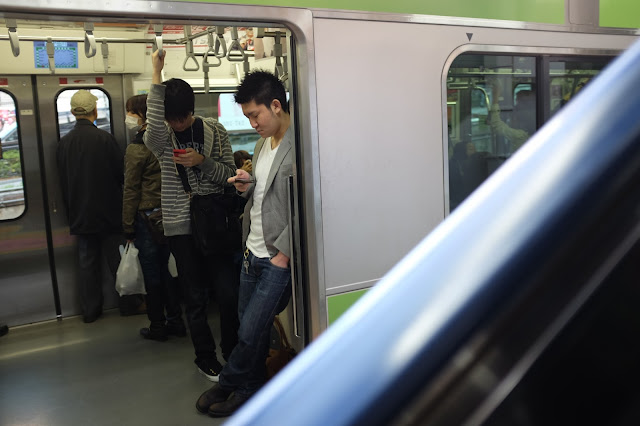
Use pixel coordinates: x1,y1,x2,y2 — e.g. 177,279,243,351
172,147,204,167
228,169,253,192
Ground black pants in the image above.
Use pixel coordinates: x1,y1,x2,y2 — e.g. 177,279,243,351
169,235,240,362
76,233,122,320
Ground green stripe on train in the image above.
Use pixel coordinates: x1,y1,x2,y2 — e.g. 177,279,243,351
327,289,368,325
601,0,640,28
186,0,565,25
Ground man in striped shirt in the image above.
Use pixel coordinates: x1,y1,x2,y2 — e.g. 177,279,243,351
144,50,239,381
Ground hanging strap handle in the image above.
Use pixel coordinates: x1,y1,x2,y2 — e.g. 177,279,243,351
182,26,200,71
153,24,164,57
46,38,56,74
6,19,20,57
213,26,227,59
227,27,246,62
84,23,97,58
101,41,109,73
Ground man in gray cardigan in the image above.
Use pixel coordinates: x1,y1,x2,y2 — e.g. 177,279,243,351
144,50,239,381
196,71,293,417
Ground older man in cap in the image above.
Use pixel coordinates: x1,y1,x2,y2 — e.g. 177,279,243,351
57,89,131,323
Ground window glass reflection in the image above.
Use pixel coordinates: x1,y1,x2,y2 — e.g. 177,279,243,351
56,89,111,138
0,90,25,220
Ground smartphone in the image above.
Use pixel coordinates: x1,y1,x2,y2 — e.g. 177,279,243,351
234,178,254,184
173,149,187,156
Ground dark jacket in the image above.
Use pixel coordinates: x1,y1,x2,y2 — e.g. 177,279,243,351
57,119,123,235
122,130,161,236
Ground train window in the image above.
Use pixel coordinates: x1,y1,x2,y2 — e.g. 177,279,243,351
194,92,257,155
548,59,609,116
0,91,25,220
447,54,536,211
55,89,112,138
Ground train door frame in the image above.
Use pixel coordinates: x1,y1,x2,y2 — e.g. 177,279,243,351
35,74,127,319
0,75,56,326
0,2,320,346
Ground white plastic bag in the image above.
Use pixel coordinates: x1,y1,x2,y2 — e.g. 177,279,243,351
115,242,146,296
168,252,178,278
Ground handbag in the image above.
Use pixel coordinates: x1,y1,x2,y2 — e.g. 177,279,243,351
115,242,146,296
175,149,242,256
266,316,297,379
190,192,242,255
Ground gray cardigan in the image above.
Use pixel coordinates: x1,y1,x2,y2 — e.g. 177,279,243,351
144,84,235,236
241,127,293,258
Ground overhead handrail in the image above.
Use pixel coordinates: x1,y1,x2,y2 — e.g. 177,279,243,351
182,26,199,71
227,27,246,62
46,37,55,74
101,41,109,73
83,23,97,58
153,24,164,57
5,19,19,57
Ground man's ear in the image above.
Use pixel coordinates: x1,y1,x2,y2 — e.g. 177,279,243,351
270,99,282,114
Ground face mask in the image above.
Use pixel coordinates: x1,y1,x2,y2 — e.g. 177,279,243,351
125,115,142,132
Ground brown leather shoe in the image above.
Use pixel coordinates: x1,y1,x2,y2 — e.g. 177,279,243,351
208,392,251,417
196,384,231,414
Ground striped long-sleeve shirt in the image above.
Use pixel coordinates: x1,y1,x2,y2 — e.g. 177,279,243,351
143,83,235,236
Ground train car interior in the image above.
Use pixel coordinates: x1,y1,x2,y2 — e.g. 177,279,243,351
0,15,298,426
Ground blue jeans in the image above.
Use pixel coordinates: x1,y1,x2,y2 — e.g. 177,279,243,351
169,235,240,362
134,214,182,328
219,250,292,396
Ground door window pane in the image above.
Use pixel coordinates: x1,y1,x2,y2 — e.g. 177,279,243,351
56,89,111,138
549,59,609,117
447,54,536,211
0,91,25,220
194,92,259,156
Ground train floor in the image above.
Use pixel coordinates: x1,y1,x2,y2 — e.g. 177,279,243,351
0,308,227,426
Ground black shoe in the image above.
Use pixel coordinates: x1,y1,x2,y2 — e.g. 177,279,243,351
208,392,251,418
83,311,102,323
0,324,8,337
139,327,168,342
195,384,231,414
165,321,187,337
196,358,223,382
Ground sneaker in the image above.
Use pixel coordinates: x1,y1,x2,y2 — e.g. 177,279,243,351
208,392,252,418
139,327,168,342
196,384,231,414
196,359,223,382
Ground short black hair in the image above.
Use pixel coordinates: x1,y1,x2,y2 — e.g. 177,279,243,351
234,70,288,114
162,78,194,121
126,94,148,120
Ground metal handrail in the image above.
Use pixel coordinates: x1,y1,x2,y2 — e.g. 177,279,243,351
226,37,640,426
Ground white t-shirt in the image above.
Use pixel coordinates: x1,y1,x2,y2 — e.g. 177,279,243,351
246,138,279,258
